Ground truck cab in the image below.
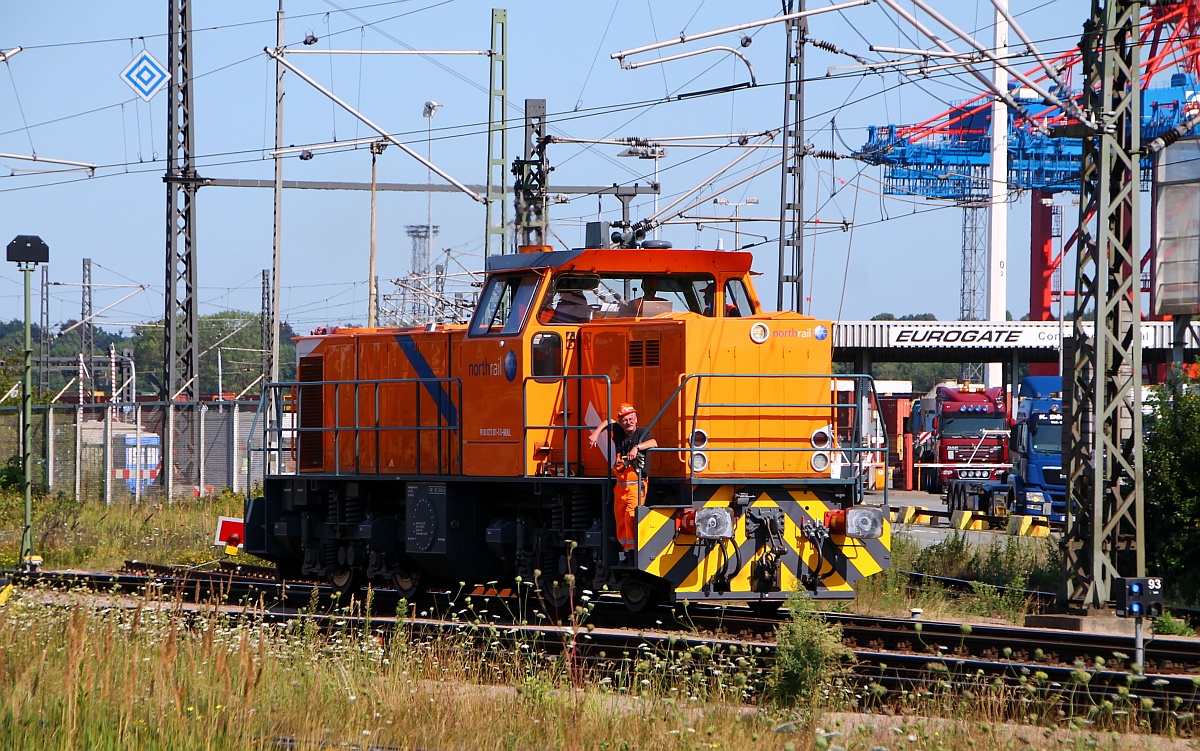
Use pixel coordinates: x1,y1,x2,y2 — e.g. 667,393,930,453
915,383,1009,494
1008,376,1065,520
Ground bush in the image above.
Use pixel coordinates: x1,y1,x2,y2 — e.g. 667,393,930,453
908,531,1059,621
765,596,852,714
0,455,21,490
1152,613,1196,637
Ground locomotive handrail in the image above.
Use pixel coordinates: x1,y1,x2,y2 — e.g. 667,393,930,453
520,373,613,480
248,377,463,479
634,372,886,500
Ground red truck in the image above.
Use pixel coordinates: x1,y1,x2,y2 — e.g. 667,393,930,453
910,383,1009,495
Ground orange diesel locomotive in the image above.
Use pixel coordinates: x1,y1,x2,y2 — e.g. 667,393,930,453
244,242,891,611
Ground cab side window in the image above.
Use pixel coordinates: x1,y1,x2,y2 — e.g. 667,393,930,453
531,332,563,377
468,275,541,336
724,279,755,317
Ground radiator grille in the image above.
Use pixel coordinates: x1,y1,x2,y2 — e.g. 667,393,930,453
628,339,660,367
298,356,324,469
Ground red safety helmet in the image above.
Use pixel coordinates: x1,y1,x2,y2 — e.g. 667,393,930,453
616,403,637,418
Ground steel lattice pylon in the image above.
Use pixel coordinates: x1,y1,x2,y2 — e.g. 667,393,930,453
484,9,508,257
260,269,271,387
81,258,93,398
777,0,806,313
513,99,548,248
960,204,987,383
164,0,200,499
1064,0,1145,610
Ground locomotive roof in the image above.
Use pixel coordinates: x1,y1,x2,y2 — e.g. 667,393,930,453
485,246,755,275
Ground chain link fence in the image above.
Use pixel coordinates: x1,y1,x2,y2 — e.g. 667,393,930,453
0,400,264,503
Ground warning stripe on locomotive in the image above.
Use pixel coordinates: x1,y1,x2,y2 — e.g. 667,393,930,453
635,486,891,599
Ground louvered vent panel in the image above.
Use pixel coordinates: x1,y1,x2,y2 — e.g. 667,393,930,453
644,339,660,366
629,340,644,367
298,356,324,469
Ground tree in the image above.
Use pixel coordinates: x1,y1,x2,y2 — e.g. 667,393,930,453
1143,372,1200,605
130,310,291,397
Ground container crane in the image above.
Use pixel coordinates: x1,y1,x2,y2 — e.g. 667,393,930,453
855,1,1200,351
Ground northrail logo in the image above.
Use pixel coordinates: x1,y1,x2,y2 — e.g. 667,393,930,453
120,51,171,101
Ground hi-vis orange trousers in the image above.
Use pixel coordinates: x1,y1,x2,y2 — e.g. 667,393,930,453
614,466,646,552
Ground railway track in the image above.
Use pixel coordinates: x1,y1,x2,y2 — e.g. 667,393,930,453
6,563,1198,730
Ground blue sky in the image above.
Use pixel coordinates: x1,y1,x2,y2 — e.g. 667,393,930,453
0,1,1102,335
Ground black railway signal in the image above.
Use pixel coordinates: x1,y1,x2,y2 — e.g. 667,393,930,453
1114,577,1164,618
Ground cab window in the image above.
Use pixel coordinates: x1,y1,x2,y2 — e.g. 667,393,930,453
469,274,541,337
531,332,563,378
724,279,755,317
540,273,716,322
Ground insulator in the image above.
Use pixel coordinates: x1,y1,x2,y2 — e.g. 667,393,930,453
811,150,843,160
809,39,842,55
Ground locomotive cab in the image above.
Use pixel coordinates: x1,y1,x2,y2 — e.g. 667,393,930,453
244,243,891,611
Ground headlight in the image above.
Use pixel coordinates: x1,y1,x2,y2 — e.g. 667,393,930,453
690,451,708,472
811,427,833,450
1026,491,1045,504
694,507,734,539
844,506,885,540
690,429,708,449
810,451,831,472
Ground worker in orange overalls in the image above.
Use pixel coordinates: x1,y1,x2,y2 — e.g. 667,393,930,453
588,403,658,562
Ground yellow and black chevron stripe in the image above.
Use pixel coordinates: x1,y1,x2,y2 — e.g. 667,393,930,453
634,485,891,601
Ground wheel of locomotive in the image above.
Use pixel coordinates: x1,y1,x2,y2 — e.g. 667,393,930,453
620,579,661,614
327,568,364,597
747,599,783,617
390,570,421,600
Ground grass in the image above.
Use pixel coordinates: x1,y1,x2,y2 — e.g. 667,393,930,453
0,489,1195,748
853,529,1075,625
0,583,1193,750
0,487,246,571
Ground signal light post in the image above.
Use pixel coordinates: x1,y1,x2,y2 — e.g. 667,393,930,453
1115,576,1164,669
7,235,49,571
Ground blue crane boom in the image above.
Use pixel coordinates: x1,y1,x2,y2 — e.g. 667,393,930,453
856,74,1199,200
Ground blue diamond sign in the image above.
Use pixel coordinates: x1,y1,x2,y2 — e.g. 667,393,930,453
120,50,170,101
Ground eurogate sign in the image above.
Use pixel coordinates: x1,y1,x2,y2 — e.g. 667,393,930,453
855,321,1165,350
833,321,1197,364
889,324,1051,348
